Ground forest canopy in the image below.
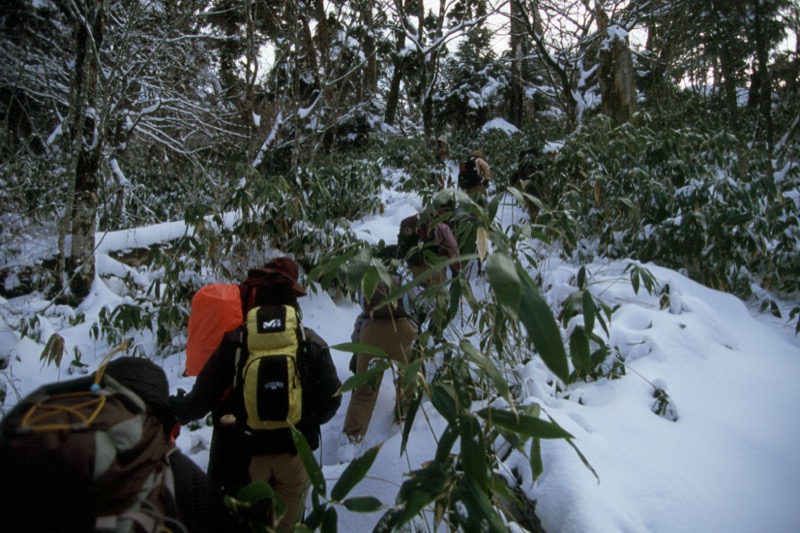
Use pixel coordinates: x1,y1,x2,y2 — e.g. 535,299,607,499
1,0,798,301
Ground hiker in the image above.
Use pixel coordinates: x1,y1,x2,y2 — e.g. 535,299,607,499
0,356,234,533
397,212,460,287
435,134,451,188
170,256,342,533
512,147,546,221
435,135,448,165
458,149,492,201
340,273,419,461
105,357,236,532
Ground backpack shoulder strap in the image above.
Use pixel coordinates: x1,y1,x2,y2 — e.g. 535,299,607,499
233,329,246,390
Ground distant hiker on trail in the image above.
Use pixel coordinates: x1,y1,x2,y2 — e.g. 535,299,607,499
0,356,235,533
339,272,419,462
512,146,547,221
429,134,452,188
396,212,460,287
458,149,491,202
435,135,448,165
436,134,452,188
170,257,342,533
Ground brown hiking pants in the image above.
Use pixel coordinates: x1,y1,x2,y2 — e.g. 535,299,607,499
249,452,308,533
342,317,419,440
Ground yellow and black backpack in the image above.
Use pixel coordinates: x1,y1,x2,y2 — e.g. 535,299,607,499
239,304,304,430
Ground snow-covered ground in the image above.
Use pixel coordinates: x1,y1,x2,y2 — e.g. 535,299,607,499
2,182,800,532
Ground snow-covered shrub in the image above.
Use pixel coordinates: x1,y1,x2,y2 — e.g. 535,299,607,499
543,114,800,301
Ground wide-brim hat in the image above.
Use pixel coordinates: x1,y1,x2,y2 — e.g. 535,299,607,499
249,256,307,296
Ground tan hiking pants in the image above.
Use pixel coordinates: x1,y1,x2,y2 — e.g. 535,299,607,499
249,452,308,532
342,317,419,440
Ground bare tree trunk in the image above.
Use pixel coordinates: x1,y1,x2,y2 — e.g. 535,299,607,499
66,0,106,299
420,0,448,136
596,1,637,123
362,2,378,99
717,42,739,120
752,0,773,147
384,0,408,126
508,0,526,127
70,145,100,298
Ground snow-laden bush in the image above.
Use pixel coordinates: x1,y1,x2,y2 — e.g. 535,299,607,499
537,114,800,301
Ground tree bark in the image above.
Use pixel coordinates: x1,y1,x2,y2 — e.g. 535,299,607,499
596,2,637,123
384,0,409,126
752,0,774,147
66,0,106,299
362,2,378,99
508,0,526,127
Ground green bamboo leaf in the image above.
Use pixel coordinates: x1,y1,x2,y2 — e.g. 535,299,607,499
582,290,596,338
291,426,326,496
400,359,425,389
569,327,591,375
486,253,522,317
516,266,570,383
530,437,543,480
596,302,611,337
330,342,387,357
303,504,326,530
476,408,573,439
235,480,275,503
372,508,401,532
338,358,390,393
343,496,384,513
362,265,380,301
452,477,508,533
451,359,473,409
400,391,423,455
630,267,641,294
459,415,488,492
308,248,357,285
345,248,373,290
434,424,459,463
320,505,338,533
431,383,459,423
396,489,435,529
487,192,502,220
446,277,463,328
577,266,586,290
459,341,510,401
331,443,382,502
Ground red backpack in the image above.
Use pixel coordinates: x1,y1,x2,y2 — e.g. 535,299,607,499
185,284,243,376
185,275,272,376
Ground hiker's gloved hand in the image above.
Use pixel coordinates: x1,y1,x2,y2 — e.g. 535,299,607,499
169,390,192,425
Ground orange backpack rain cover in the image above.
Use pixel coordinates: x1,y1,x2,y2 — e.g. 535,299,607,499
185,284,243,376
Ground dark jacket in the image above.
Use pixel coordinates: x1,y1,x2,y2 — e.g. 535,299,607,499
172,326,342,455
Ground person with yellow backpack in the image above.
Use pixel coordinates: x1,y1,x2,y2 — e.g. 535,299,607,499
171,257,342,532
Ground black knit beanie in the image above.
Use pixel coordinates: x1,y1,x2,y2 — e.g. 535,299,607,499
104,356,177,434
